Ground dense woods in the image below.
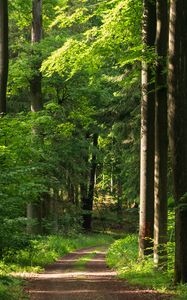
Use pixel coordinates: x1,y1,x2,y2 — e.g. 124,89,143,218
0,0,187,299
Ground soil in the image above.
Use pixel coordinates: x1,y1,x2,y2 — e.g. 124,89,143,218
25,246,172,300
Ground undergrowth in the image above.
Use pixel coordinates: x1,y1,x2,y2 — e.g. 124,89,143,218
0,275,26,300
106,234,187,300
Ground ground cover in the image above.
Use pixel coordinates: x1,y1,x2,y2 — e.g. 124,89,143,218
106,235,187,300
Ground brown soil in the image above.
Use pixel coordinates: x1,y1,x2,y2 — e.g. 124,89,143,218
25,247,172,300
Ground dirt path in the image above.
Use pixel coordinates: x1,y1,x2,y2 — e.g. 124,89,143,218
26,247,172,300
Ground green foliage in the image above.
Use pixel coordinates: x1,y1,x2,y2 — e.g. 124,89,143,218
7,0,142,221
107,235,172,291
1,233,114,271
0,276,26,300
0,103,94,250
106,232,187,299
174,284,187,300
107,235,138,268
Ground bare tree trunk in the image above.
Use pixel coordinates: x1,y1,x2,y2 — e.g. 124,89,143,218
139,0,156,257
154,0,168,269
168,0,187,283
0,0,8,114
30,0,43,112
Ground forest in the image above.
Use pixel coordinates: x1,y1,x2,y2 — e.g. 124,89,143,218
0,0,187,299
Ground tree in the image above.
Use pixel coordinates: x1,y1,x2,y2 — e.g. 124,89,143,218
30,0,43,112
139,0,156,257
168,0,187,283
82,133,98,231
154,0,168,268
0,0,8,114
27,0,43,233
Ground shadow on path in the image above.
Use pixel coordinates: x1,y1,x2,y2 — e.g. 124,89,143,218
26,247,172,300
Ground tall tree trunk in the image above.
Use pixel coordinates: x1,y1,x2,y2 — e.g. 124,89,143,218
82,133,98,231
30,0,43,112
27,0,43,234
154,0,168,269
0,0,8,114
168,0,187,283
139,0,156,257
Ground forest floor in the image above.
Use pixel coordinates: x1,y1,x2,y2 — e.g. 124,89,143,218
24,246,173,300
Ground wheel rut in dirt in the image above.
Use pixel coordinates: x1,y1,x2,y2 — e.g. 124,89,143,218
26,246,172,300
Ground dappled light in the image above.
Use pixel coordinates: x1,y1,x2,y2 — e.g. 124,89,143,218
26,248,170,300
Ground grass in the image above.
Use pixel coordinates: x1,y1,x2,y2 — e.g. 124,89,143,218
0,233,114,300
2,233,114,271
0,275,26,300
106,234,187,300
74,251,98,270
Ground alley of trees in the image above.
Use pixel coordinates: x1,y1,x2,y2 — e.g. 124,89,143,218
0,0,187,296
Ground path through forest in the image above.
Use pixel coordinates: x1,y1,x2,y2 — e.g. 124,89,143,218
26,246,172,300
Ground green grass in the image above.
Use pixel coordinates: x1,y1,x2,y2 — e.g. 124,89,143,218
2,233,114,271
0,275,27,300
174,284,187,300
106,234,187,300
0,233,114,300
74,251,98,270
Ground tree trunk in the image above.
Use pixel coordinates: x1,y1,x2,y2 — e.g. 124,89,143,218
30,0,43,112
0,0,8,114
27,0,43,234
82,133,98,231
154,0,168,269
74,185,79,207
117,177,123,221
168,0,187,283
67,177,75,204
27,202,42,234
81,182,88,229
139,0,156,257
